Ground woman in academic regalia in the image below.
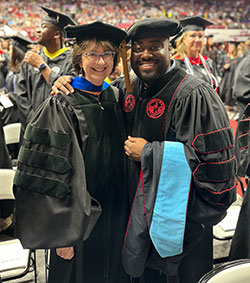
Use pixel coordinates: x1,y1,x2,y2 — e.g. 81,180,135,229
0,35,34,160
219,41,240,108
14,22,130,283
172,16,219,92
1,35,34,125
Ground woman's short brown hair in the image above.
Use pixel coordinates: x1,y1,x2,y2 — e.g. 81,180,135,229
72,39,119,76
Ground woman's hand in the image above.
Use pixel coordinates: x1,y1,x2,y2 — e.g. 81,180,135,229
50,76,74,95
124,136,148,162
56,246,74,260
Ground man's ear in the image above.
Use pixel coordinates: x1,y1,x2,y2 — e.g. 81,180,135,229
54,31,61,40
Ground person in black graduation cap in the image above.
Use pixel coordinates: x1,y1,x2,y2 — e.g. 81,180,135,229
13,21,130,283
15,5,76,134
203,34,217,62
0,34,35,162
0,37,10,89
1,34,34,125
50,17,236,283
219,41,241,110
232,40,250,118
172,16,219,91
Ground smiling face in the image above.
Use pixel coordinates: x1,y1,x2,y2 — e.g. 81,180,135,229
79,40,115,86
182,30,205,58
131,37,170,86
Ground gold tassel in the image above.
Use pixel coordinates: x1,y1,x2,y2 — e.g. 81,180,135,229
120,40,132,94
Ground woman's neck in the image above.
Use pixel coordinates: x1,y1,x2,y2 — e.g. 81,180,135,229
187,51,199,59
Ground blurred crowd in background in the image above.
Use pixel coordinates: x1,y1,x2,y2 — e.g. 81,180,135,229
0,0,249,121
0,0,249,40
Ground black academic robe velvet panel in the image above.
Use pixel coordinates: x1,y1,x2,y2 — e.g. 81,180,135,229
15,48,75,130
14,86,129,283
119,66,236,281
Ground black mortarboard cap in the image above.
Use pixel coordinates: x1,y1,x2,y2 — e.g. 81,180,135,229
40,6,76,31
65,21,127,47
8,34,34,52
228,40,239,46
126,17,182,41
180,16,214,32
170,29,184,49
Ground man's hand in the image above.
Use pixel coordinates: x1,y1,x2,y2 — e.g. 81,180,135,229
24,50,44,69
56,246,74,260
124,136,148,162
50,76,74,95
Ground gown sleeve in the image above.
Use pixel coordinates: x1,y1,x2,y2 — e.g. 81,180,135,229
232,55,250,107
141,80,236,227
15,63,33,129
13,94,99,249
171,80,236,225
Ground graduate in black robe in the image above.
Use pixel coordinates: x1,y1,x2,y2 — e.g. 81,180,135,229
1,34,34,126
51,18,236,283
0,38,10,89
172,16,219,92
118,18,236,283
15,6,75,132
229,52,250,260
13,22,130,283
232,49,250,118
219,41,241,107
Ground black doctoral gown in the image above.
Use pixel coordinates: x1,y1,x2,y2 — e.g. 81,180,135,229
232,50,250,118
115,65,236,283
14,86,130,283
219,55,240,106
229,103,250,260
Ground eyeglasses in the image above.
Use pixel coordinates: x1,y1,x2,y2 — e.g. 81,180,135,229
83,51,116,62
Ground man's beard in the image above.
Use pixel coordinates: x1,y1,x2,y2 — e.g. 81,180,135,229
132,59,168,86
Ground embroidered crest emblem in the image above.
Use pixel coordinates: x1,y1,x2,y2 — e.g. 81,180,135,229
51,66,60,74
146,99,165,119
124,94,135,112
